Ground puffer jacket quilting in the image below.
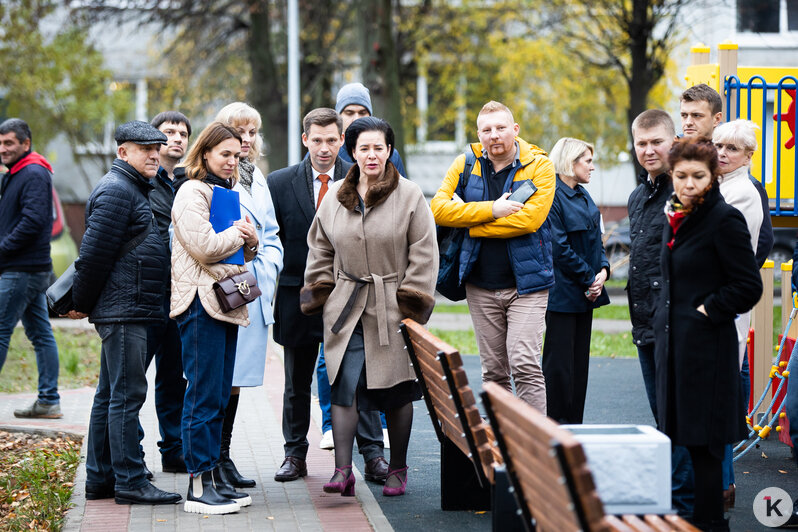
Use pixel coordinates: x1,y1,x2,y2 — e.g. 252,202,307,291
170,178,255,326
626,172,673,346
73,159,168,323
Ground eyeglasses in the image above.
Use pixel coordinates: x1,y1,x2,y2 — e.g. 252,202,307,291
714,143,741,153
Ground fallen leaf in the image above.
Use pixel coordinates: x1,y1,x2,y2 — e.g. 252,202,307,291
780,470,788,474
157,519,167,522
267,516,274,520
475,511,486,514
762,452,768,458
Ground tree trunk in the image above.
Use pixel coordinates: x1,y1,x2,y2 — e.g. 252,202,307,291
626,0,655,177
248,1,287,172
357,0,405,162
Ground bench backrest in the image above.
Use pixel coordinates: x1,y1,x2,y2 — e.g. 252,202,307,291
400,319,501,485
481,382,612,532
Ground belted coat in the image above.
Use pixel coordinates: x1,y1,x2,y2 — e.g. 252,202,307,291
300,164,438,389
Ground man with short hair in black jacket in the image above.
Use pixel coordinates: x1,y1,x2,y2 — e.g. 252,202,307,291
0,118,62,419
137,110,192,474
66,121,181,506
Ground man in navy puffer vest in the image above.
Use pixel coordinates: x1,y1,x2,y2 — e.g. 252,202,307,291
66,121,180,506
0,118,62,419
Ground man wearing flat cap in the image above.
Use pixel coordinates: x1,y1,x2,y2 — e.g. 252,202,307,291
66,120,181,505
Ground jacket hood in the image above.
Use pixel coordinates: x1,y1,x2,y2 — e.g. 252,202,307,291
9,151,53,174
468,137,548,167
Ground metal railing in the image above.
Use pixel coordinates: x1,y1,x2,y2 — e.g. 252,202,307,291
724,75,798,215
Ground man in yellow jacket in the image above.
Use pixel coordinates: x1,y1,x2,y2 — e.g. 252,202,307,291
431,101,555,413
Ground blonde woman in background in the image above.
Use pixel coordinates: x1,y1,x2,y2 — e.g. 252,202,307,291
214,102,283,489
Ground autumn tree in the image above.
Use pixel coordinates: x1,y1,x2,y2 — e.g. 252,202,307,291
79,0,358,172
0,1,127,151
396,1,632,160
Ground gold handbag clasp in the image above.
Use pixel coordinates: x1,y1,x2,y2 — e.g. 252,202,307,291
235,280,251,296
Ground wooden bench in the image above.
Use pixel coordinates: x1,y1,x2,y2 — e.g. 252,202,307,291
481,382,699,532
399,318,505,513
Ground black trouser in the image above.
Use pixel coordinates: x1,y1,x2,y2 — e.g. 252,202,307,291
282,344,384,461
687,445,724,526
144,301,186,462
542,310,592,424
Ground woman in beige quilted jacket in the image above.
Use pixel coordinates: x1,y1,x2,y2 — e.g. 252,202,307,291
170,122,258,515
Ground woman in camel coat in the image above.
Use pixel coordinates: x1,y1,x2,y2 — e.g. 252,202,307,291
300,117,437,497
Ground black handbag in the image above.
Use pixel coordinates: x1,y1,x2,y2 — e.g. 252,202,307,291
435,150,476,301
196,259,261,313
46,219,153,315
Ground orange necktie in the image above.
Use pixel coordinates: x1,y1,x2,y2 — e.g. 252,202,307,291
316,174,331,209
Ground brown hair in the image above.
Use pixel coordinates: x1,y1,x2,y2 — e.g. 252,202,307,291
179,122,242,182
668,138,721,212
303,108,342,135
631,109,675,138
681,84,723,115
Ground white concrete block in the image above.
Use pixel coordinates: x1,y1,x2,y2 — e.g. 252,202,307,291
562,424,672,515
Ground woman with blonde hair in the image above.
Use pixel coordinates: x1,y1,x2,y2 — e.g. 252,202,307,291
171,121,258,514
542,137,609,424
214,102,283,489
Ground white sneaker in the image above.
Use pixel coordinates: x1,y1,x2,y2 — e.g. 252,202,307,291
319,430,334,450
383,428,391,449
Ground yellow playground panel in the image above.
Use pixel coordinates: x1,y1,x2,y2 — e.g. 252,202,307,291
685,42,797,219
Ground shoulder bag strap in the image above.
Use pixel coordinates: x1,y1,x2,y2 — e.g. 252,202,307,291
116,216,154,259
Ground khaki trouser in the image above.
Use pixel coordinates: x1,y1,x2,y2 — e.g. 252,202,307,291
465,283,548,414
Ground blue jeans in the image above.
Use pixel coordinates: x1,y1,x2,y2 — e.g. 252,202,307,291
317,345,332,433
0,271,59,404
786,341,798,466
637,343,657,423
139,297,185,462
177,296,237,475
86,323,149,490
672,445,695,517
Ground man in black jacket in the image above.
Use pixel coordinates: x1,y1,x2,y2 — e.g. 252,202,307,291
628,110,696,517
0,118,62,419
137,111,192,474
268,108,388,483
66,121,181,506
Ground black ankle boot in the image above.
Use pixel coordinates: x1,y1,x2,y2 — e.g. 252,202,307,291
184,470,239,515
221,394,256,488
214,464,252,507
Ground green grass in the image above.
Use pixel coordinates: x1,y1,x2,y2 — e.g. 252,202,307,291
592,305,630,321
429,327,637,358
429,328,479,355
0,432,81,531
433,303,471,314
0,328,101,394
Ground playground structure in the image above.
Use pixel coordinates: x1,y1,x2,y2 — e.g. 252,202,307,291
685,42,798,454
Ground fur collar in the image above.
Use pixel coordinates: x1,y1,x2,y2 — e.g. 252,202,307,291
337,162,400,211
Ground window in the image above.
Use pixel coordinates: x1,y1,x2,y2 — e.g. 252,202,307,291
737,0,780,32
789,0,798,30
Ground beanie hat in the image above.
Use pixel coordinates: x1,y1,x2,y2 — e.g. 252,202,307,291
335,83,373,115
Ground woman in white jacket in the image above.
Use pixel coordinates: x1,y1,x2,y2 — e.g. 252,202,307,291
214,103,283,489
712,119,763,509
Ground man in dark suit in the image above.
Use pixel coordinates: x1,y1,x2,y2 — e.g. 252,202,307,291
268,108,388,482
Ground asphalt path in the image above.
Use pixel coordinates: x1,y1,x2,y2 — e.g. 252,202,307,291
347,355,798,532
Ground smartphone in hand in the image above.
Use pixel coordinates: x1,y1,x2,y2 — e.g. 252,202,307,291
507,180,538,204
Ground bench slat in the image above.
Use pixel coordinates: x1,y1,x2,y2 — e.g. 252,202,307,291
642,515,675,532
621,514,656,532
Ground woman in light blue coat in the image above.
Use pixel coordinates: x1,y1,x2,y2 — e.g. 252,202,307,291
216,102,283,488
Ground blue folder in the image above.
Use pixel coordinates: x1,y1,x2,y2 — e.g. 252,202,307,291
209,185,245,265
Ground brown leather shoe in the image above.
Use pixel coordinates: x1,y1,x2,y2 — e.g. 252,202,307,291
364,456,389,483
274,457,307,482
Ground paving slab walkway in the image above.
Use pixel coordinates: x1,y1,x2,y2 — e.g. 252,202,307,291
0,337,390,532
